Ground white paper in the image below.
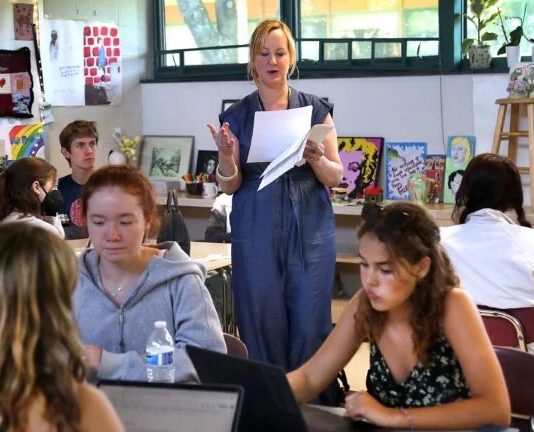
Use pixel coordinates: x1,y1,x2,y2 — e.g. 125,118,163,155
258,123,334,191
247,105,312,163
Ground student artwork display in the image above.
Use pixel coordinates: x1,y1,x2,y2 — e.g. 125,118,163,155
444,135,475,204
337,137,384,199
9,124,45,159
13,3,34,41
385,142,427,200
0,48,34,118
425,154,446,203
41,20,122,106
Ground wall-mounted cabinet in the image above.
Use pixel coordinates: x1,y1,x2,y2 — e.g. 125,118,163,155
44,0,118,22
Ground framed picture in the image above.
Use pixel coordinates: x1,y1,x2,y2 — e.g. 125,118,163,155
385,142,427,200
139,136,193,182
195,150,218,178
336,137,384,199
221,99,239,113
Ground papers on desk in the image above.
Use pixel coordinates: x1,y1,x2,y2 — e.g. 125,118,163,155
195,253,230,264
247,105,334,190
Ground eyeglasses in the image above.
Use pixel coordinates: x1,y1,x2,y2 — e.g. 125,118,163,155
361,203,411,228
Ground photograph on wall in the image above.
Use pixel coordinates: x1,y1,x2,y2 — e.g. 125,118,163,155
140,136,193,183
9,124,45,159
425,154,446,203
336,137,383,199
41,19,122,106
195,150,218,181
385,142,427,200
0,48,34,118
444,135,475,204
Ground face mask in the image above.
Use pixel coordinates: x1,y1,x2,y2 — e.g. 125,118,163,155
41,188,65,216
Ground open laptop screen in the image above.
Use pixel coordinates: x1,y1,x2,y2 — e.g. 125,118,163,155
98,380,242,432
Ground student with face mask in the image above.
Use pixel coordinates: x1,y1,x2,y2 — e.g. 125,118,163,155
0,157,65,238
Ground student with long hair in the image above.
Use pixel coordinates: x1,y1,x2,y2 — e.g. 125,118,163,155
288,202,510,429
0,157,65,238
0,223,123,431
74,165,225,381
441,153,534,352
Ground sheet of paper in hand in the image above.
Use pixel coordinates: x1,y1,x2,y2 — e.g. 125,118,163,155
258,123,334,191
247,105,312,163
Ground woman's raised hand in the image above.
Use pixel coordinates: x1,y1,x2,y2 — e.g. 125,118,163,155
207,122,235,158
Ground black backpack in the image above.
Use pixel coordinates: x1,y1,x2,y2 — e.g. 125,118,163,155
157,189,191,256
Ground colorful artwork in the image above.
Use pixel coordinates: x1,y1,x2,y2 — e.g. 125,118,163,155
444,135,475,204
13,3,34,41
0,48,33,118
336,137,384,199
385,142,427,200
9,124,45,159
425,154,446,203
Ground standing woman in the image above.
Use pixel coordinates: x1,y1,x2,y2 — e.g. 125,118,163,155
74,165,226,382
0,157,65,238
0,223,123,431
207,20,343,402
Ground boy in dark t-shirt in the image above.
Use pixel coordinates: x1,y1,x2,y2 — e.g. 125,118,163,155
58,120,98,239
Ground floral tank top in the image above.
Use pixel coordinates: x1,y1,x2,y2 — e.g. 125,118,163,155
366,335,470,407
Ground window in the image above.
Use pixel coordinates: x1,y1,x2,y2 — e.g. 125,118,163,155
153,1,519,81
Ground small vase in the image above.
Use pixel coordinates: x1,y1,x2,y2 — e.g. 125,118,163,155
506,46,521,68
468,45,492,70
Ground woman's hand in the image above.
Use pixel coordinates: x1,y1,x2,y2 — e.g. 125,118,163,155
207,122,235,159
344,391,392,426
303,139,325,164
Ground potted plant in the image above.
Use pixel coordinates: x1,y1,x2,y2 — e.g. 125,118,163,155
496,4,534,67
460,0,500,70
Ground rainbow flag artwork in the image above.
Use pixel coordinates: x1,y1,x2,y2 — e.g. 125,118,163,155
9,123,45,159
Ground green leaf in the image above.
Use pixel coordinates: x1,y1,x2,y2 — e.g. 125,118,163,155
509,26,524,45
481,32,498,41
462,39,474,55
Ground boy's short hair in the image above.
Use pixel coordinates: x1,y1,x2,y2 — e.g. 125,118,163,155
59,120,98,152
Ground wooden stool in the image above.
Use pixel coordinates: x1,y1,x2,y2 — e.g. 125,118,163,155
491,97,534,205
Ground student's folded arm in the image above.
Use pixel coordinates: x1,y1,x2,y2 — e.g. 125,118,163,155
288,293,363,403
98,350,147,381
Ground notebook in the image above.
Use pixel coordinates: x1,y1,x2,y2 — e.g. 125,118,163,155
186,345,366,432
97,379,243,432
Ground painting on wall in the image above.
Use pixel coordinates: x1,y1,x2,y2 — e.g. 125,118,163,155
336,137,384,199
444,135,475,204
139,136,193,182
385,142,427,200
9,124,45,159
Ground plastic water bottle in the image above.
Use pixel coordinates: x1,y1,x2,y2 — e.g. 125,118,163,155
145,321,175,383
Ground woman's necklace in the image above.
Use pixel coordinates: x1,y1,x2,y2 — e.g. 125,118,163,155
257,88,291,111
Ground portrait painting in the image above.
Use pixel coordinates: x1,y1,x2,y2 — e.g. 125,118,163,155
195,150,218,180
336,137,384,199
444,135,475,204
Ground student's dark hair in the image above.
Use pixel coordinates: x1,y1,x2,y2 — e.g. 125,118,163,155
81,165,160,233
59,120,98,152
0,157,57,220
356,202,459,363
447,169,465,189
0,223,86,431
452,153,531,227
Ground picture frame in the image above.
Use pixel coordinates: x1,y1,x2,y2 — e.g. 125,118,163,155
336,137,384,199
139,135,193,182
221,99,239,113
195,150,218,178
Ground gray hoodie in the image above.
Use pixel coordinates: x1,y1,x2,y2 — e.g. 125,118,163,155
74,241,226,382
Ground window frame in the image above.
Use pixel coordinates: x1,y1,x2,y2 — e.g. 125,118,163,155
152,0,510,83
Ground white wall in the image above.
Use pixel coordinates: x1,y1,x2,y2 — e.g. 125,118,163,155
142,72,530,201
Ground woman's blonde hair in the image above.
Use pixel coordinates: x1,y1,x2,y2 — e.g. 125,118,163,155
247,19,297,85
0,223,87,431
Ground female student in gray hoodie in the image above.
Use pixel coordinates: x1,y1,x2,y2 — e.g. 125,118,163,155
73,165,226,382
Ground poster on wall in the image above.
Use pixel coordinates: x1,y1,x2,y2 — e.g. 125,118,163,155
13,3,34,41
41,19,122,106
9,123,45,159
385,142,427,200
336,137,383,199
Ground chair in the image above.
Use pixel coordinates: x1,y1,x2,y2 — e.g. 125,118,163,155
479,308,527,352
494,346,534,431
223,333,248,359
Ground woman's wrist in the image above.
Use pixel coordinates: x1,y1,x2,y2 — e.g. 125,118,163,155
216,164,237,182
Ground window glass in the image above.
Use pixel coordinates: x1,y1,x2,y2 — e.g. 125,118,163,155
299,0,439,61
162,0,279,66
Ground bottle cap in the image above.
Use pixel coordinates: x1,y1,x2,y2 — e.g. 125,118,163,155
154,321,166,328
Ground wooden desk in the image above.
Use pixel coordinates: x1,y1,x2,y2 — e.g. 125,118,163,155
190,241,231,272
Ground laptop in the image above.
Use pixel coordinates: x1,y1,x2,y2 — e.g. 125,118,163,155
186,345,366,432
97,379,243,432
